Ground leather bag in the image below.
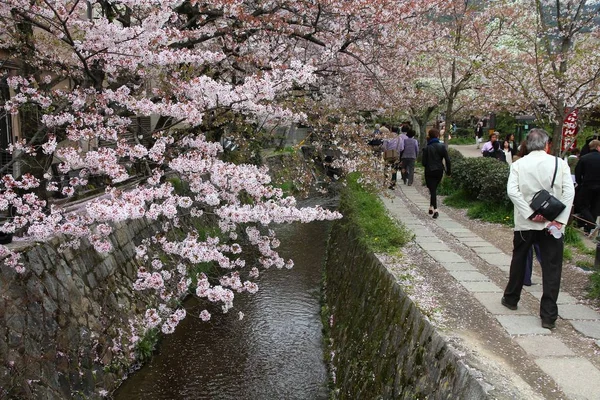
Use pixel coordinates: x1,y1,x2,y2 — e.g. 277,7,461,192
529,157,566,221
384,149,399,162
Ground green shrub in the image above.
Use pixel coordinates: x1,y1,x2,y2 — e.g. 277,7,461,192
454,127,472,138
589,271,600,299
340,172,413,253
447,147,465,162
446,136,473,145
437,176,460,196
451,157,510,206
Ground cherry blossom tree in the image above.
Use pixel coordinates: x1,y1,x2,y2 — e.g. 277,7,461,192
485,0,600,153
0,0,452,348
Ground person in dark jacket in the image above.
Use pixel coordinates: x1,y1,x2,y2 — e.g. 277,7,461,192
421,128,451,219
575,139,600,232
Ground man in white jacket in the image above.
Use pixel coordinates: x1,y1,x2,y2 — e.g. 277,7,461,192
501,129,575,330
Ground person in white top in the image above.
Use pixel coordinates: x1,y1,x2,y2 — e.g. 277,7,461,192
501,129,575,330
502,139,513,165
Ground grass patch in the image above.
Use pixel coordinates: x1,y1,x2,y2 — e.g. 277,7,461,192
340,172,414,253
589,271,600,300
563,247,573,261
576,260,595,271
564,225,584,246
437,176,459,196
274,146,296,154
444,190,513,226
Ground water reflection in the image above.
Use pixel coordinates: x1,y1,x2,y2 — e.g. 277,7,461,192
114,219,331,400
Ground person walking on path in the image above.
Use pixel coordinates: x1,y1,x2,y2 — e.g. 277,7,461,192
401,129,419,186
475,121,484,149
574,139,600,233
382,127,404,190
421,128,451,219
501,129,575,330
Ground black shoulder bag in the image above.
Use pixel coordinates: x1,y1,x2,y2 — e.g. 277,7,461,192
529,157,566,221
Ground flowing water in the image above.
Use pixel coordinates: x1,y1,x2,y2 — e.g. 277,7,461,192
114,216,332,399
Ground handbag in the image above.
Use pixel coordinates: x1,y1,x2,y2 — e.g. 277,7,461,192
384,149,399,162
529,157,566,221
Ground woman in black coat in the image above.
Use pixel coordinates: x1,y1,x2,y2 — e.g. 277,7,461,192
421,128,451,219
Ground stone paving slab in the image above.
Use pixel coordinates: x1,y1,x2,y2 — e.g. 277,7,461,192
418,241,450,251
535,357,600,400
427,251,467,263
448,231,481,238
411,229,438,238
459,240,493,247
445,228,472,233
558,304,600,320
440,262,478,271
460,281,503,292
434,221,465,230
473,246,507,255
496,315,551,335
448,270,490,282
515,336,575,357
570,321,600,339
474,292,530,315
524,284,544,293
496,264,511,274
533,292,578,305
478,252,512,267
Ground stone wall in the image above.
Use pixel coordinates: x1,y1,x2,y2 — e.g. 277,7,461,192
324,223,488,399
0,219,159,399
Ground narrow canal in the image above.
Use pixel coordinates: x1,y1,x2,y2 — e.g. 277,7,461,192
114,215,332,399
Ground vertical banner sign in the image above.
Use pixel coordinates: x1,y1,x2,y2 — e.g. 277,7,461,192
561,109,578,151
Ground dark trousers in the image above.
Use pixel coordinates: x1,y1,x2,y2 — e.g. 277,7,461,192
524,243,542,285
576,184,600,231
401,158,416,184
503,230,563,323
385,160,400,187
424,170,444,209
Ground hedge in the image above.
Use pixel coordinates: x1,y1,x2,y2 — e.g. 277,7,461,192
448,157,511,206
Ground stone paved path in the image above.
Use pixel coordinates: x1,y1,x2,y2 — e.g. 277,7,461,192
382,183,600,400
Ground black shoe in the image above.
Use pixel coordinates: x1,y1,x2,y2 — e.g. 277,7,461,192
432,212,439,219
541,320,556,330
388,185,395,190
501,297,517,310
523,282,532,287
428,209,434,215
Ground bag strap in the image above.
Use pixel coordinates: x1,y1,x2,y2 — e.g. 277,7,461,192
550,156,558,188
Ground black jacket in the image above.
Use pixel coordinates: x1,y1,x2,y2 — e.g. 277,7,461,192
575,150,600,187
422,141,451,175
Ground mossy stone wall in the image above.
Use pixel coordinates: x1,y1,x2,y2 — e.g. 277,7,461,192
324,223,488,399
0,219,159,399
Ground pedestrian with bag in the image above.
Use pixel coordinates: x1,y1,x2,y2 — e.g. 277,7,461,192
382,127,404,190
501,129,575,330
421,128,451,219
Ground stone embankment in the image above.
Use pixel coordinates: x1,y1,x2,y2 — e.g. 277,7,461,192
0,219,158,399
324,223,488,399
